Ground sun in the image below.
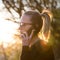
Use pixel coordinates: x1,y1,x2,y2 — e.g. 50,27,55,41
0,6,22,48
0,18,20,48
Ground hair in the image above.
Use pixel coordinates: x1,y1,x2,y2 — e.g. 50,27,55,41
39,9,53,41
23,11,43,35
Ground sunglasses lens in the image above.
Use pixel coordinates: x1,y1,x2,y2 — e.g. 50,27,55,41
20,22,33,26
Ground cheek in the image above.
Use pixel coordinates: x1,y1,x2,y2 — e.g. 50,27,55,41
25,25,32,32
27,26,33,36
20,25,29,32
20,25,32,33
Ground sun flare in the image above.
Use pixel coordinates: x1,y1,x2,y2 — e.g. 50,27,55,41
0,19,20,48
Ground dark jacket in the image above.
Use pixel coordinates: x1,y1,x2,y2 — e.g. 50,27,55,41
21,39,55,60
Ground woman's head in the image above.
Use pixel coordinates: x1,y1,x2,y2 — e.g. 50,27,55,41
20,9,52,43
22,11,43,35
20,11,43,41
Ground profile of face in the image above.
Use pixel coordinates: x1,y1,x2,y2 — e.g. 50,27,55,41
20,14,35,41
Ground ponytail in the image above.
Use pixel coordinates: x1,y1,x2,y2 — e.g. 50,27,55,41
39,9,53,42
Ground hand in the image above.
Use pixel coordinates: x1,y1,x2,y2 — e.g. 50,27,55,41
20,30,35,46
21,32,30,46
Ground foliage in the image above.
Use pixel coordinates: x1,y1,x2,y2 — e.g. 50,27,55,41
51,8,60,39
0,41,22,60
2,0,57,17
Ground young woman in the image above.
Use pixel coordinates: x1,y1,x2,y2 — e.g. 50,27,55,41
20,10,55,60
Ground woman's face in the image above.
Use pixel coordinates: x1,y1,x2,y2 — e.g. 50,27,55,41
20,15,34,40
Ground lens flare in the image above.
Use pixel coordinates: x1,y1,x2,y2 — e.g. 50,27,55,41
0,19,20,48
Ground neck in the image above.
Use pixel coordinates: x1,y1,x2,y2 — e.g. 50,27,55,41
29,35,39,47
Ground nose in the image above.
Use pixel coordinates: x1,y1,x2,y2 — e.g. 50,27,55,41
19,25,25,33
19,23,25,30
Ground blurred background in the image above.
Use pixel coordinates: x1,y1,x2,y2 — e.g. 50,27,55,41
0,0,60,60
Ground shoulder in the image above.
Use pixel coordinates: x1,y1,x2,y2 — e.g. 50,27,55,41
35,39,53,51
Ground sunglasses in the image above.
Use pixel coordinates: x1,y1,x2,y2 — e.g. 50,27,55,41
20,22,33,26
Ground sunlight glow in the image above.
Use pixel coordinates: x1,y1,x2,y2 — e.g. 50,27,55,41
0,5,21,48
0,18,19,48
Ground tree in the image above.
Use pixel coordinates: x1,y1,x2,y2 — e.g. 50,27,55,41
2,0,57,18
